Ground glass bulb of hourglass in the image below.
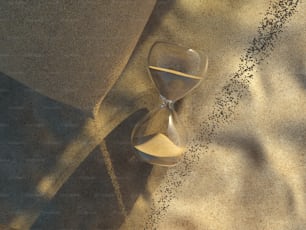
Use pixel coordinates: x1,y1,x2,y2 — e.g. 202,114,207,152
131,102,187,166
149,42,207,102
131,42,208,166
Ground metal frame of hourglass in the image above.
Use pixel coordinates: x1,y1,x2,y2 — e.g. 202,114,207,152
131,42,208,166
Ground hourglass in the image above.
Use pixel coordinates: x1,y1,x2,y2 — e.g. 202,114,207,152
131,42,208,166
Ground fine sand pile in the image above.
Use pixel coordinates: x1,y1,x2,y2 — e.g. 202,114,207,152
135,133,185,158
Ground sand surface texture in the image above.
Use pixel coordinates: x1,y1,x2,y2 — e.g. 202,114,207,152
1,0,306,229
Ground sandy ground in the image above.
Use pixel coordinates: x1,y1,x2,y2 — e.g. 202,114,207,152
0,0,306,229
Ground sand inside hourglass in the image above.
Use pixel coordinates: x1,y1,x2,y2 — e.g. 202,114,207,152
148,65,202,101
134,133,185,158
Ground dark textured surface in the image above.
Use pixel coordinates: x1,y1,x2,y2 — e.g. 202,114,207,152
31,110,152,230
0,72,154,229
0,71,155,229
0,73,87,228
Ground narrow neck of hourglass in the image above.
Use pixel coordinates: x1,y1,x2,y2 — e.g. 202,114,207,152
160,95,175,110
